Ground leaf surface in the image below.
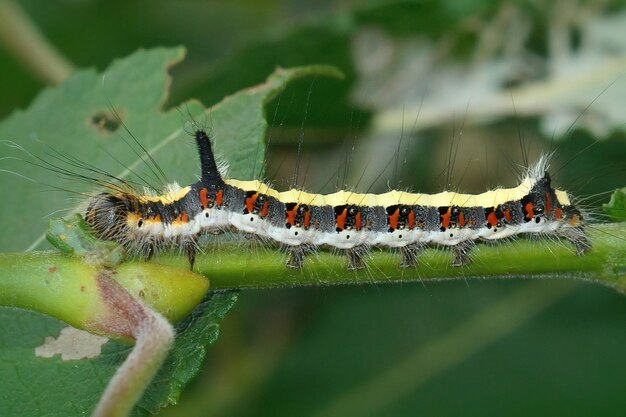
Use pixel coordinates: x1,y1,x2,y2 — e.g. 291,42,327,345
0,47,338,416
603,187,626,222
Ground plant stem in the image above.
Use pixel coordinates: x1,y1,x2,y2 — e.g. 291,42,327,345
0,0,73,84
0,253,210,331
154,223,626,292
90,273,174,417
0,224,624,318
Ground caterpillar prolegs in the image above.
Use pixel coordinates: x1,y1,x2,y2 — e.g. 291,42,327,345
84,129,590,270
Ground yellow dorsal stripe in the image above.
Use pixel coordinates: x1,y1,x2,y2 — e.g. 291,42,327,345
127,177,571,209
139,186,192,204
225,178,572,207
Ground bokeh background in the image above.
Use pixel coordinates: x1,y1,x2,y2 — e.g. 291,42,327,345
1,1,626,416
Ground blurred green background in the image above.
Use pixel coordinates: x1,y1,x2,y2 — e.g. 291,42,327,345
1,0,626,416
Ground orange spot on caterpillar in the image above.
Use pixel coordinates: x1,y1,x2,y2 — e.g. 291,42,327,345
545,193,552,215
440,207,451,229
570,214,580,226
245,193,257,214
303,209,311,229
503,209,511,222
286,205,297,227
215,189,224,207
524,202,535,219
487,211,499,228
126,212,144,228
145,214,161,224
336,207,348,231
354,211,362,231
388,208,400,230
260,201,270,218
458,211,466,227
555,207,563,219
199,188,209,208
408,210,415,229
181,212,189,222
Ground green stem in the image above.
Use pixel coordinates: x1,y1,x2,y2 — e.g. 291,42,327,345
155,223,626,292
0,252,209,334
0,224,624,325
0,0,74,84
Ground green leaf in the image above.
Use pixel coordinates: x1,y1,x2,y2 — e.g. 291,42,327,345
603,187,626,222
0,290,237,417
1,47,191,253
0,47,340,416
139,290,238,414
47,214,125,267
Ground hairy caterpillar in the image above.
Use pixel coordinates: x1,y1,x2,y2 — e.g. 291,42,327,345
84,128,590,270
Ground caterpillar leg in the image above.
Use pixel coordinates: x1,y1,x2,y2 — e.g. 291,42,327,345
142,243,155,262
558,226,591,256
399,243,425,268
451,240,475,267
346,246,366,271
286,245,312,269
184,239,197,270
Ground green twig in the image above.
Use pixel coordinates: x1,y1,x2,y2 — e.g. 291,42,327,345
0,0,73,84
1,224,623,316
155,223,626,292
0,252,210,334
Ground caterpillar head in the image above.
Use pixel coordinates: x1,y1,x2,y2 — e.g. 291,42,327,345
85,193,131,243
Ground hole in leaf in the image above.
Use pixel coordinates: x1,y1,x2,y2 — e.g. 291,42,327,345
91,110,122,133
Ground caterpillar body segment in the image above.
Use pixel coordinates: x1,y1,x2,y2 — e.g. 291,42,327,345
84,130,590,270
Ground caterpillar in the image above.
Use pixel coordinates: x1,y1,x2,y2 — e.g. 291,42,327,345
84,128,590,270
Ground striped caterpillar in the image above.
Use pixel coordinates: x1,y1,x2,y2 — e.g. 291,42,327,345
84,129,590,270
